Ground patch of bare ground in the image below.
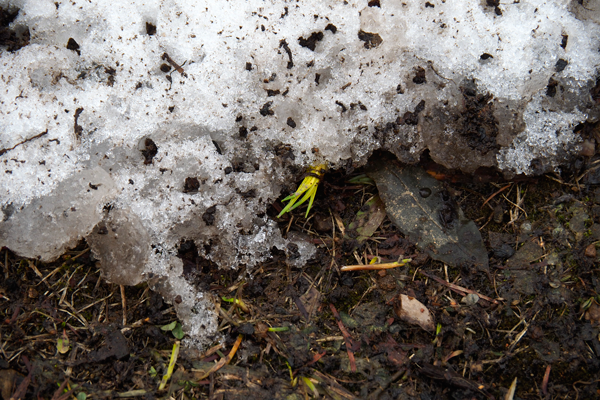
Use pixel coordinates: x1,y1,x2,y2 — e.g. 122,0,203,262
2,149,600,399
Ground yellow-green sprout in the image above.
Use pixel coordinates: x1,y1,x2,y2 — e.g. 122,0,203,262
277,164,326,218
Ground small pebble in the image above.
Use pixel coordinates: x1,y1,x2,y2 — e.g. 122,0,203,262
585,243,597,258
389,324,401,334
461,293,480,306
580,139,595,157
520,221,532,234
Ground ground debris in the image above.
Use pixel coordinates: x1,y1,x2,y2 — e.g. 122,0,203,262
392,294,435,332
367,156,489,272
71,330,129,365
418,363,492,397
2,153,600,399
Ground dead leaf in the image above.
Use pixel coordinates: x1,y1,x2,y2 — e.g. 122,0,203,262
368,157,488,272
393,294,435,332
300,286,322,319
57,330,70,354
376,335,408,367
585,300,600,326
70,330,129,365
346,195,387,243
0,369,23,400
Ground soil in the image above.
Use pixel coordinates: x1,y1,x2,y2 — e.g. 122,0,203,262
2,150,600,400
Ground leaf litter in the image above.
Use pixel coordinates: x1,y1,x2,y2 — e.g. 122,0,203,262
1,151,600,399
367,155,489,273
392,294,435,332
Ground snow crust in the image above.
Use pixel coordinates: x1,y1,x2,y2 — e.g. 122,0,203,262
0,0,599,347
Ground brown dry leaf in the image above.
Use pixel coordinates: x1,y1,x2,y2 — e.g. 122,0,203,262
393,294,435,332
585,300,600,326
0,369,24,400
300,286,322,319
345,195,387,243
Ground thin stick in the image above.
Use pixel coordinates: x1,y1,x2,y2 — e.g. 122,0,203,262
341,259,411,272
38,266,64,286
419,270,499,304
78,293,113,313
27,260,43,279
120,285,127,327
503,194,528,218
368,368,407,400
196,335,243,380
329,304,357,372
161,53,187,77
481,183,512,209
71,247,90,260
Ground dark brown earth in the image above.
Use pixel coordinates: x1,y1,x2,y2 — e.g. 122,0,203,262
2,146,600,399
